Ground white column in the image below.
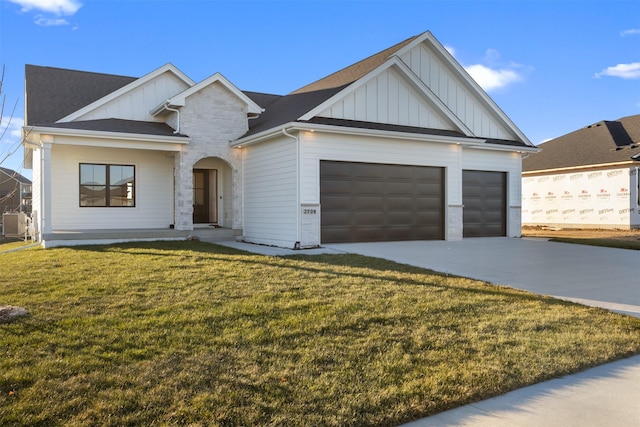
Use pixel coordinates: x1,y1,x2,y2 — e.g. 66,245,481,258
40,138,53,236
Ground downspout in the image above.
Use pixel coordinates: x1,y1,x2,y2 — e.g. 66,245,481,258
282,128,301,249
163,102,181,134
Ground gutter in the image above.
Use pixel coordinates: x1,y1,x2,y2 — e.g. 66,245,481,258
232,122,539,153
27,126,190,144
522,160,639,176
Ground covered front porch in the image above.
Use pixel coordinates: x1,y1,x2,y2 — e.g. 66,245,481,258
39,226,236,248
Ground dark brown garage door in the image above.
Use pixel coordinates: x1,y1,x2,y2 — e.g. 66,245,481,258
320,161,444,243
463,170,506,237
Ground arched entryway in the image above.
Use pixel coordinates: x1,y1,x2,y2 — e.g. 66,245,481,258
192,157,233,228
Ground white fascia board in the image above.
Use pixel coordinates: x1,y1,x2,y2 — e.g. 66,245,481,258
415,32,534,148
232,122,539,153
155,72,264,115
522,161,636,176
58,63,195,123
27,125,190,150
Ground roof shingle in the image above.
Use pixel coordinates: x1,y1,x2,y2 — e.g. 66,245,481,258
523,114,640,172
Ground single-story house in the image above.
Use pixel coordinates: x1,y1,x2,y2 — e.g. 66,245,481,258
23,30,537,248
0,167,32,217
522,114,640,229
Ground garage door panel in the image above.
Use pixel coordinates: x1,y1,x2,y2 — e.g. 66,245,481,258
321,161,444,243
322,211,353,225
353,196,384,210
321,180,351,194
386,181,414,195
354,211,385,225
321,195,352,210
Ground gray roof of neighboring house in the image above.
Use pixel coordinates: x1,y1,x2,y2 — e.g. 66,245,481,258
523,114,640,172
0,167,32,184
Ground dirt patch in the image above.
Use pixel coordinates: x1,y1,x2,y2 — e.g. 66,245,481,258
0,306,29,324
522,226,640,241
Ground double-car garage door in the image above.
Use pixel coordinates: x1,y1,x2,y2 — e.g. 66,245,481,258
320,161,506,243
320,161,444,243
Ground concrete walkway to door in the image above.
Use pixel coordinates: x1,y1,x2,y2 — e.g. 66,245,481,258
324,237,640,317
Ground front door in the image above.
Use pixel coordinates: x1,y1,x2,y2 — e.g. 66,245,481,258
193,169,218,224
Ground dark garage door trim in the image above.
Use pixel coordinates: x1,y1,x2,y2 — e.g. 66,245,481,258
462,170,507,237
320,160,444,243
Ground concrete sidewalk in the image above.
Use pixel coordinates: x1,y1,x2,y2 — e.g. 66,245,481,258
401,354,640,427
214,238,640,426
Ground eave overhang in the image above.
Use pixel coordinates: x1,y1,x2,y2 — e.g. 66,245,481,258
231,121,540,153
523,160,640,176
23,125,190,152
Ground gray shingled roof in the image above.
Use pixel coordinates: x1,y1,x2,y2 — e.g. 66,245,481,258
290,35,418,94
523,114,640,172
0,167,32,184
40,119,188,137
25,65,136,126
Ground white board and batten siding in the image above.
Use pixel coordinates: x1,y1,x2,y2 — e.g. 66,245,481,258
74,72,190,123
316,41,518,142
50,145,174,230
318,67,454,130
242,135,299,247
399,42,517,141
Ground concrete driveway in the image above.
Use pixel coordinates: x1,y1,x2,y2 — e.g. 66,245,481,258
324,237,640,317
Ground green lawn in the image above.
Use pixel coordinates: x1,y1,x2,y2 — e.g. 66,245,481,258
1,241,640,426
549,237,640,250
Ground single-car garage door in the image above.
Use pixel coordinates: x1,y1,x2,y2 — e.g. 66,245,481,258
462,170,506,237
320,161,444,243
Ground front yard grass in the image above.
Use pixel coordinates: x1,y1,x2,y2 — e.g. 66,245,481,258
549,237,640,250
2,241,640,426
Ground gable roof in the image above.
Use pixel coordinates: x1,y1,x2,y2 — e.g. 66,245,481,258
0,167,31,184
25,65,137,126
290,35,419,94
151,72,263,116
240,31,534,149
523,114,640,172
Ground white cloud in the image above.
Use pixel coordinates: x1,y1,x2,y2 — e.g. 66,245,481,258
7,0,81,16
621,29,640,37
1,116,24,143
448,47,526,92
7,0,81,26
34,15,69,26
594,62,640,79
465,64,523,92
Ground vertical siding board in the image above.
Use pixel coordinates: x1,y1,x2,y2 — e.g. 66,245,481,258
378,72,389,123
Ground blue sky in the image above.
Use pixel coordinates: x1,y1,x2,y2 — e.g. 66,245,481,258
1,0,639,178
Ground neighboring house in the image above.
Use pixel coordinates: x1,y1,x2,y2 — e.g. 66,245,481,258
522,114,640,229
0,167,32,218
23,30,537,248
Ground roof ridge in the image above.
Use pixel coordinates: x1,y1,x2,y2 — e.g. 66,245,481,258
26,64,137,80
289,33,420,95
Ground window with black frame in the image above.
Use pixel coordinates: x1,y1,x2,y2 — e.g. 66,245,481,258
80,164,135,207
